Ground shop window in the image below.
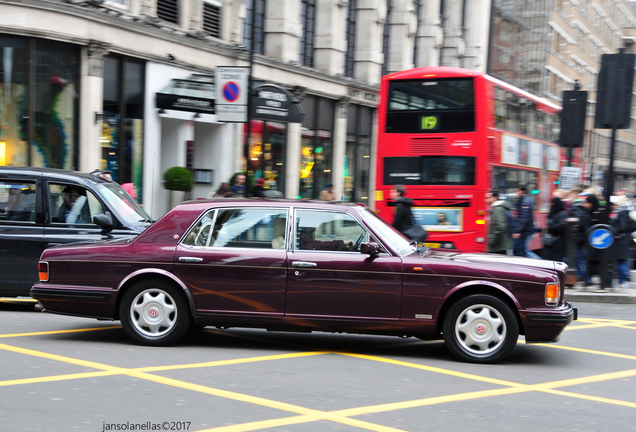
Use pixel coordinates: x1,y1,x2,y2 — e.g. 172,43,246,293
0,36,79,169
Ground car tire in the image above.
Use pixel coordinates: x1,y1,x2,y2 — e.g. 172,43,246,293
443,294,519,363
120,279,191,346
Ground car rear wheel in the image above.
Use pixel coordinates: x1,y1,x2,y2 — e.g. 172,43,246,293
120,280,191,346
443,294,518,363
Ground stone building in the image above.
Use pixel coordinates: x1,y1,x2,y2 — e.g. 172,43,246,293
0,0,496,218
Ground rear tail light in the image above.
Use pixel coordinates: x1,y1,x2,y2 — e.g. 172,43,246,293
545,282,560,306
38,262,49,282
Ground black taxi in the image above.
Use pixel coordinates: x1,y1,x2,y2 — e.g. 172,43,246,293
0,167,152,297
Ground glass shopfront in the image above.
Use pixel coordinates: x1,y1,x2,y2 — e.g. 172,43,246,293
0,36,80,168
345,104,372,203
300,95,334,199
246,120,287,193
102,55,144,200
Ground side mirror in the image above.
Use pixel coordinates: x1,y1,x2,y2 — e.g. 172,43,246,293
93,212,115,236
360,242,382,256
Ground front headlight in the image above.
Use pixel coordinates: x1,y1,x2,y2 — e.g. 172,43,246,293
545,282,560,306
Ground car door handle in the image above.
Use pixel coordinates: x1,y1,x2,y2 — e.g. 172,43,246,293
292,261,317,268
178,257,204,263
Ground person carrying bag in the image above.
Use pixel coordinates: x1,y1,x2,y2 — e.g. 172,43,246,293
389,185,428,243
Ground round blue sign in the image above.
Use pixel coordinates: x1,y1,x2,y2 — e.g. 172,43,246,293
588,227,614,249
223,82,240,102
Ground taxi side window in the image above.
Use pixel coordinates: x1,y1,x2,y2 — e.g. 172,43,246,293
49,183,103,224
0,182,37,222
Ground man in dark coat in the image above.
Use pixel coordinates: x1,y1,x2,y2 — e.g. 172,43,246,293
609,195,636,288
543,197,569,262
512,185,540,259
389,185,414,234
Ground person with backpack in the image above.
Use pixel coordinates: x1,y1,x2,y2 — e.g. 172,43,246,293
485,190,513,254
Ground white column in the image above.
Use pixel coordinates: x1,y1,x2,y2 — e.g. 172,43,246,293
414,0,443,67
286,122,301,199
354,0,387,85
265,0,301,63
332,99,348,200
314,0,348,75
78,42,109,173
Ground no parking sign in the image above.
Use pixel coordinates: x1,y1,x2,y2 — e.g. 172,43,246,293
215,66,248,122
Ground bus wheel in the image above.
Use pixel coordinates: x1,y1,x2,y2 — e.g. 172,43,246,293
443,294,518,363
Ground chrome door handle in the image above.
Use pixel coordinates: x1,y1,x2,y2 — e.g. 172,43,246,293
292,261,317,268
178,257,204,263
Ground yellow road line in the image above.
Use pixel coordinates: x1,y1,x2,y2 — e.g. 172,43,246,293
0,326,120,338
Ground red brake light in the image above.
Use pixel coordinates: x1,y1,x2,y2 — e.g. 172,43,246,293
38,262,49,282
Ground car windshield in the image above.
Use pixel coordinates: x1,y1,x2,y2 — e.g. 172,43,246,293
358,207,415,256
95,183,152,227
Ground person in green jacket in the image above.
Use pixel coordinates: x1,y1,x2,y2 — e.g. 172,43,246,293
486,190,514,254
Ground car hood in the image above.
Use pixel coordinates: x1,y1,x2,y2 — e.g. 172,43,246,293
405,248,566,281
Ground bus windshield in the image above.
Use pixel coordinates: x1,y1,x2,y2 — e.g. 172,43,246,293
384,156,476,186
386,78,475,133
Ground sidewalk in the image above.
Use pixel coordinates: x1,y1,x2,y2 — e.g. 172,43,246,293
564,270,636,304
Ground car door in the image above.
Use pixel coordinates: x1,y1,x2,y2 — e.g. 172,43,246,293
0,176,43,296
285,208,403,321
174,207,289,316
42,181,133,250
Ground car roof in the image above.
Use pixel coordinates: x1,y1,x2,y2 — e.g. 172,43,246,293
174,198,369,212
0,166,111,186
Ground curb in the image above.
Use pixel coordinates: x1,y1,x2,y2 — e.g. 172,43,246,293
565,288,636,304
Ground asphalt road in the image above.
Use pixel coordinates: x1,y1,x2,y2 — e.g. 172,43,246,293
1,298,635,432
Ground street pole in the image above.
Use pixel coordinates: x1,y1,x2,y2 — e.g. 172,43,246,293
243,0,257,194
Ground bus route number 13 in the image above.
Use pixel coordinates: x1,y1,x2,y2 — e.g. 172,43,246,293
421,116,439,130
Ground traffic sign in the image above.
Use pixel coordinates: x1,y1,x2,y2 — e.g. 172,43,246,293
215,66,248,122
588,225,614,249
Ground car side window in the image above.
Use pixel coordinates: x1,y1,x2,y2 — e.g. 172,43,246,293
49,183,103,224
295,210,368,251
0,182,37,222
183,208,288,249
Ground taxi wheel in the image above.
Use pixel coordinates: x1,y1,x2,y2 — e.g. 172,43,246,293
120,279,191,346
443,294,518,363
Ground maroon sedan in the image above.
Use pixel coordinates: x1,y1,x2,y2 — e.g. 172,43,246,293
32,199,576,363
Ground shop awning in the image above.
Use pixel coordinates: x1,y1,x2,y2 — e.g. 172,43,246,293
156,74,215,114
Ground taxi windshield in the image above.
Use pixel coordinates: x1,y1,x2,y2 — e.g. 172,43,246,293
95,183,152,228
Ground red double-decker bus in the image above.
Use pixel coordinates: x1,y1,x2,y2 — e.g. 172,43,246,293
375,66,568,252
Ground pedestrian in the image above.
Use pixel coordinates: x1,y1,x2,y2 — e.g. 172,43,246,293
231,173,247,197
512,184,540,259
263,180,283,198
253,178,266,198
389,185,427,242
211,182,235,198
568,193,589,284
121,183,138,202
320,183,335,200
582,193,608,287
609,195,636,288
542,196,569,262
485,190,513,254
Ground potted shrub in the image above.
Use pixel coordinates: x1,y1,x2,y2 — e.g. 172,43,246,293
163,166,194,207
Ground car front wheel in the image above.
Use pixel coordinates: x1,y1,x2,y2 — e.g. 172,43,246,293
443,294,519,363
120,280,191,346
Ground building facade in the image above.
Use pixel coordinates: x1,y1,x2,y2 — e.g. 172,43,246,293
491,0,636,192
0,0,495,218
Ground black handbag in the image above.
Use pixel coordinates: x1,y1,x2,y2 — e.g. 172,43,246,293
542,231,557,247
403,221,428,243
